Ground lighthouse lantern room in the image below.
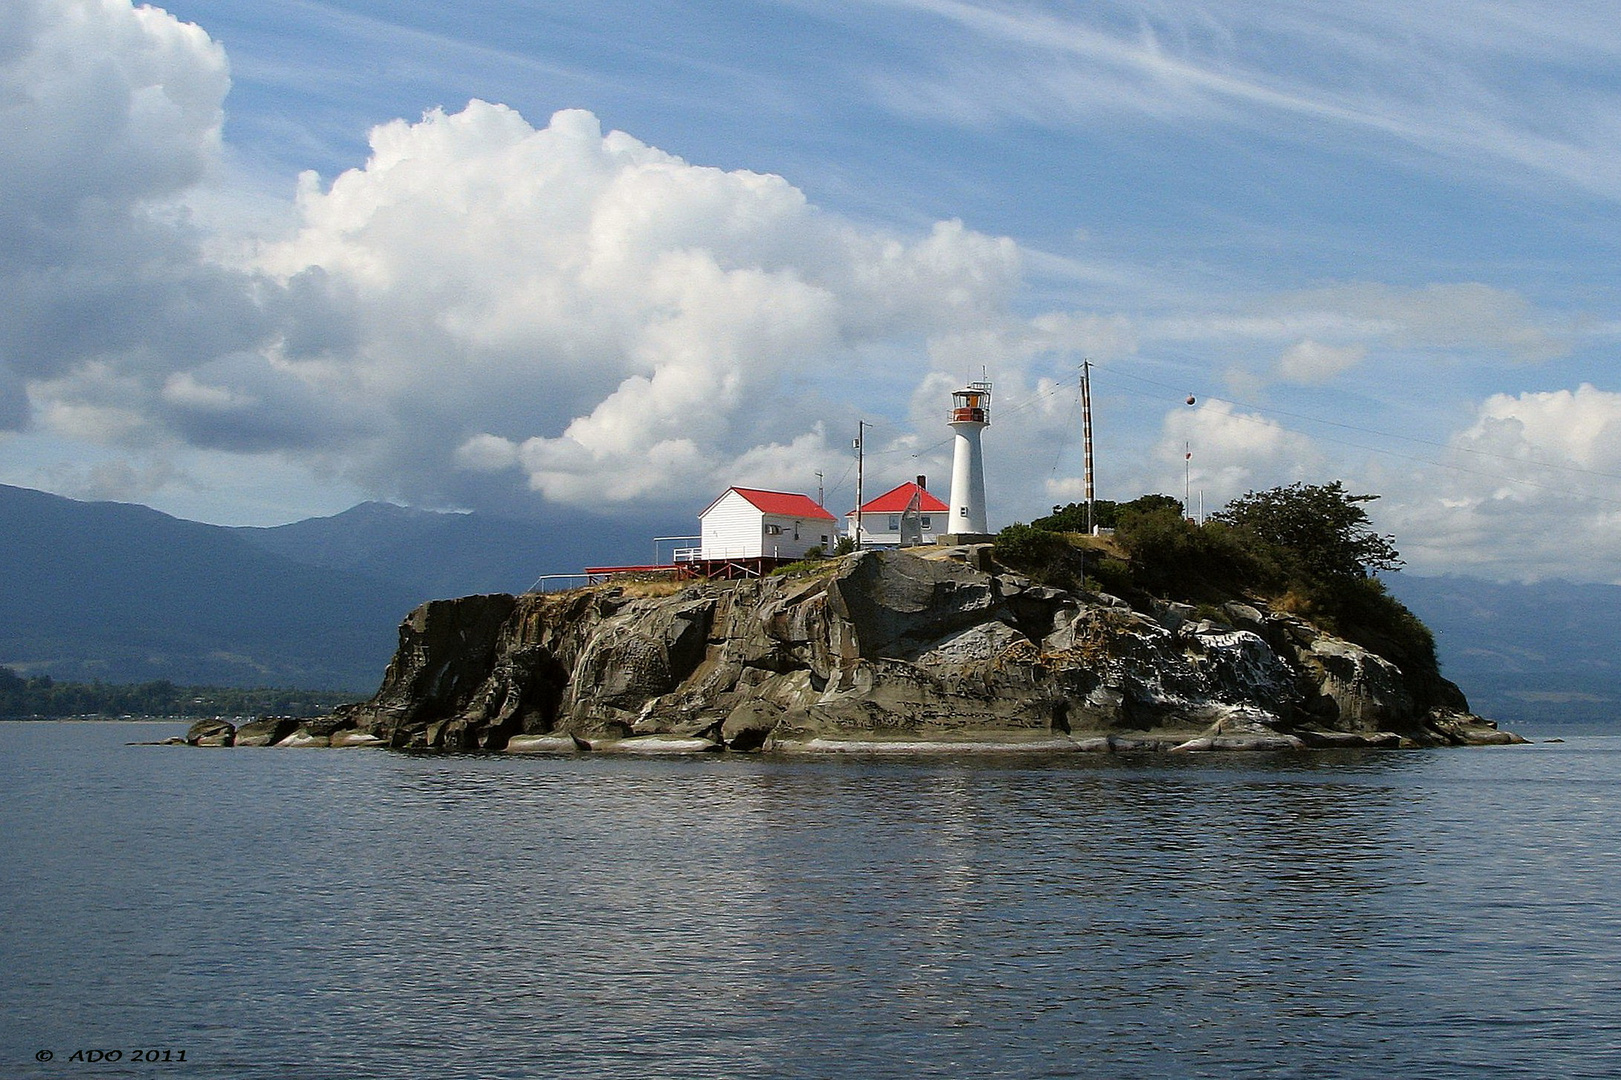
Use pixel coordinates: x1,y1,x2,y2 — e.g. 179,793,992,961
946,380,992,539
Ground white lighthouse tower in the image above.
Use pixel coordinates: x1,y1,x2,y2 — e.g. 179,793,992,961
946,380,992,539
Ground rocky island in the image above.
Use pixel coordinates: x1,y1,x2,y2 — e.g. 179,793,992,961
188,537,1518,753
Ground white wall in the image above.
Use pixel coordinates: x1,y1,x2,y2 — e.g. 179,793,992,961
700,491,837,559
845,512,939,546
759,513,834,558
700,490,764,559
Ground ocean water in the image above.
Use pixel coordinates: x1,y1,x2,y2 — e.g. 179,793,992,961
2,722,1618,1079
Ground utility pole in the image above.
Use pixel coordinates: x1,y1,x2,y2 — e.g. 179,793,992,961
854,421,867,550
1081,359,1095,535
815,470,824,508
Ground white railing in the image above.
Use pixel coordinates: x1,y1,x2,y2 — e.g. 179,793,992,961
653,535,701,564
680,545,754,560
525,573,593,593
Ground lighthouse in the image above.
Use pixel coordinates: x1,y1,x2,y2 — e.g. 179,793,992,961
946,380,992,538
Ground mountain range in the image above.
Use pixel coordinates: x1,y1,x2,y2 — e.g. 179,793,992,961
1382,573,1620,727
0,482,1612,724
0,484,679,692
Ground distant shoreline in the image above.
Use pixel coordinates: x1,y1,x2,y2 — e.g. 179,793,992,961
2,716,207,725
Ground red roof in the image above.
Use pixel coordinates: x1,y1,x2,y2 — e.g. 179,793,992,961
725,487,837,521
848,481,949,516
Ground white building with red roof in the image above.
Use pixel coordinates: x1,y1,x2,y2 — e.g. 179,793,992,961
846,477,949,547
698,487,839,560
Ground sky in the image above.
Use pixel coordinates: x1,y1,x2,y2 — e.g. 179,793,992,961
4,0,1621,582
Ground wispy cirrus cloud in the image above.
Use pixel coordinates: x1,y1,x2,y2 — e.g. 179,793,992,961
1144,282,1576,362
859,0,1621,199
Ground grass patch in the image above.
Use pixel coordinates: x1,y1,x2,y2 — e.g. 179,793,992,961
769,558,841,579
616,576,690,598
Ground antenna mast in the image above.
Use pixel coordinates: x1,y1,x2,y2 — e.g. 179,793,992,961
1184,442,1192,521
1081,360,1095,534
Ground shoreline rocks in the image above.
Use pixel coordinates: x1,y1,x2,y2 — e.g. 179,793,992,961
189,549,1524,754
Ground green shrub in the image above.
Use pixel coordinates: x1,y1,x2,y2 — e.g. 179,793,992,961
1016,483,1441,692
993,523,1087,587
1300,575,1437,670
1108,505,1288,603
1086,557,1135,598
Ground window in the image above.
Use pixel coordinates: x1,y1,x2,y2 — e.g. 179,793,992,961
888,515,900,530
921,516,932,530
959,507,968,517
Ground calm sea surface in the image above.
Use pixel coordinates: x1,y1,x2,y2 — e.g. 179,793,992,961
2,721,1619,1079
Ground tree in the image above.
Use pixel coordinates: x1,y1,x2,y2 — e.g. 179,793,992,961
1033,500,1117,532
1033,494,1181,534
1115,494,1184,525
1213,481,1401,582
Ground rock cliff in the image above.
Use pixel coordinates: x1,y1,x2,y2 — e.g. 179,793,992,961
205,547,1516,753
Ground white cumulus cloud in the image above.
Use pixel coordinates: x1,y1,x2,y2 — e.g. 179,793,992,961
13,0,1611,593
1148,399,1326,510
1384,384,1621,582
253,101,1025,507
3,2,1052,515
9,0,1139,521
0,0,260,416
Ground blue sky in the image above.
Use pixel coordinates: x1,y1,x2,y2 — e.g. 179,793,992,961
3,0,1621,581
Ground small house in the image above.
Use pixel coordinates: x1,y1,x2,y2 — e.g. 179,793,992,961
846,477,949,547
698,487,838,560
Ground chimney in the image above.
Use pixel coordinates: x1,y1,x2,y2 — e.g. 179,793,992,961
916,474,927,489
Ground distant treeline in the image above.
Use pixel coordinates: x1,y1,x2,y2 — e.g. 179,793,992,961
0,667,355,719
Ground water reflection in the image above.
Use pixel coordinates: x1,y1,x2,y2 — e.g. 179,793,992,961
2,727,1619,1079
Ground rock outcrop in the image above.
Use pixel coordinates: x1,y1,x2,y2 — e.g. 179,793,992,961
304,549,1516,753
184,717,236,747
